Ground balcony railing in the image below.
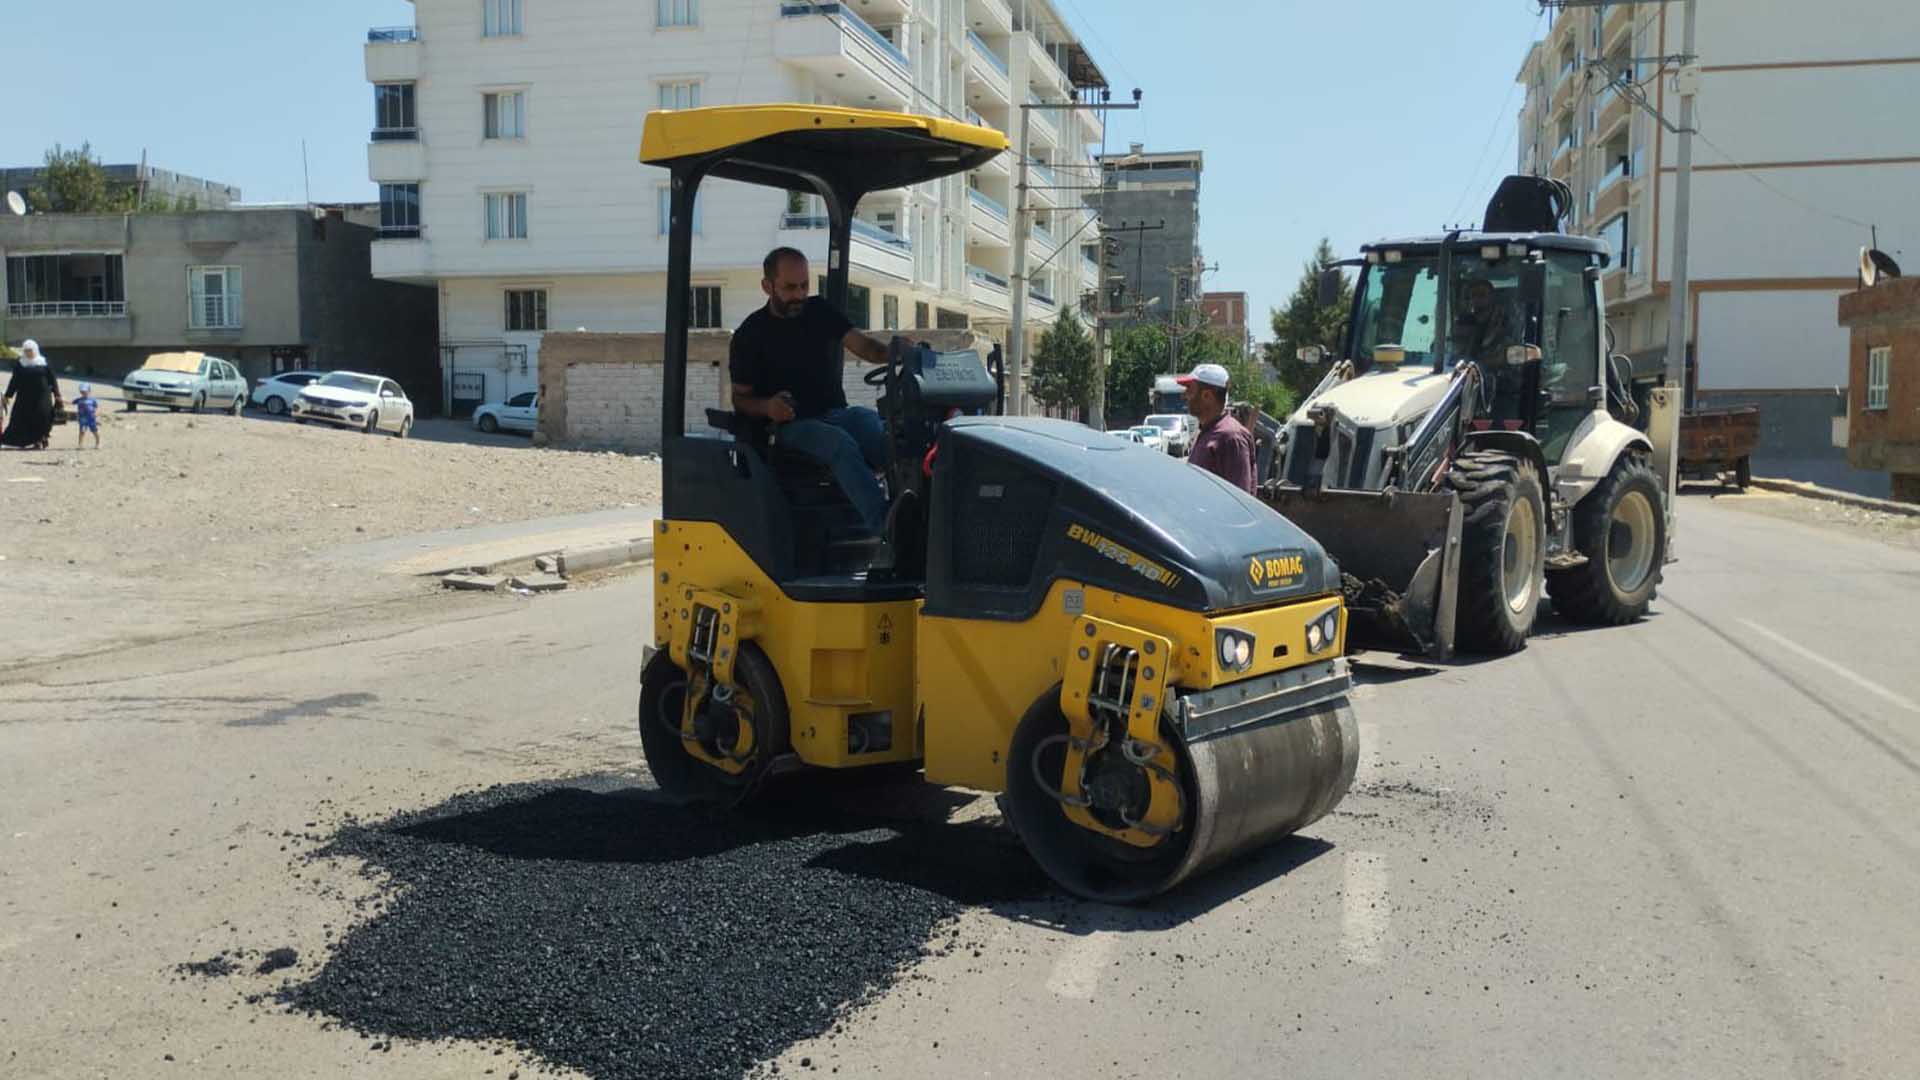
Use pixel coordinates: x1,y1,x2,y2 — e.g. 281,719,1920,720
967,264,1009,289
1031,161,1058,189
1082,256,1100,281
367,26,419,43
779,4,907,68
375,224,424,240
1030,285,1055,306
1031,225,1056,250
968,109,988,128
968,187,1008,220
778,214,913,250
371,126,419,142
1598,157,1632,191
967,30,1008,76
7,301,128,318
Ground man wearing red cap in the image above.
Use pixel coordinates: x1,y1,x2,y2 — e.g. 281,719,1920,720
1178,362,1255,494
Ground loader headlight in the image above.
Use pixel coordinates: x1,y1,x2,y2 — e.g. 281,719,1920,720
1216,630,1256,673
1306,606,1341,655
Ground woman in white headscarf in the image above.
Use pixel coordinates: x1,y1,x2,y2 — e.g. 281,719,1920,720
3,339,62,449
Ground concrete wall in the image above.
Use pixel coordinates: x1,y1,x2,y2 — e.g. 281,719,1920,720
296,212,440,411
538,328,986,451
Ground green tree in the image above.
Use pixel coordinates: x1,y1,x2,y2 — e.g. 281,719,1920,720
29,143,135,213
1105,322,1168,426
1030,310,1097,416
1263,237,1353,402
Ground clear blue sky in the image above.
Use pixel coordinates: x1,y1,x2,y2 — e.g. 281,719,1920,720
10,0,1549,338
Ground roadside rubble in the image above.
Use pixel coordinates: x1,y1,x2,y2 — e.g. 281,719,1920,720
438,537,655,595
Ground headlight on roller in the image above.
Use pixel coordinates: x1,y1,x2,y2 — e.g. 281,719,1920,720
1215,629,1256,673
1306,606,1341,655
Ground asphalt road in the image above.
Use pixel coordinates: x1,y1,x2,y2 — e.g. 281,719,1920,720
3,492,1916,1079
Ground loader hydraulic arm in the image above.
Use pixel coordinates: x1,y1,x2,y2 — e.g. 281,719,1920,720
1387,361,1482,493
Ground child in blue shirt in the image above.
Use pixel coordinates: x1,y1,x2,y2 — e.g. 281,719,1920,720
74,383,100,449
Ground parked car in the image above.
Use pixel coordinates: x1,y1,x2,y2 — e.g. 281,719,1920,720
1129,425,1168,453
251,371,327,415
1141,413,1196,456
290,371,415,437
1108,428,1147,444
472,391,538,435
122,352,248,415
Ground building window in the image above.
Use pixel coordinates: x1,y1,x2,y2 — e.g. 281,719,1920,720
883,294,900,330
659,80,701,110
1867,346,1891,411
374,83,416,138
5,253,127,317
485,192,529,239
484,91,526,139
692,285,722,329
188,266,243,329
505,288,547,331
483,0,522,36
915,301,929,329
657,0,698,27
657,185,703,235
378,183,421,237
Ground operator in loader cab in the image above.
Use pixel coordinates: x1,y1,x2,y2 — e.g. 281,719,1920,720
730,246,894,534
1180,362,1256,495
1453,278,1524,416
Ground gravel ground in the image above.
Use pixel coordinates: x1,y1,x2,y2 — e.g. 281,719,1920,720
2,377,661,664
263,775,1047,1080
1681,485,1920,553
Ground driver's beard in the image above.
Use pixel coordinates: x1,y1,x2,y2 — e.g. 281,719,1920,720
774,298,805,317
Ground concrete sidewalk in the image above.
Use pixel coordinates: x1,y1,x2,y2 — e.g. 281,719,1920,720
321,505,660,576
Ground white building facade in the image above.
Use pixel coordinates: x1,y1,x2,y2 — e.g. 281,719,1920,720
1515,0,1918,493
363,0,1110,414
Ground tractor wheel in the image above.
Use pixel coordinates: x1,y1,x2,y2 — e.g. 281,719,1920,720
1734,455,1752,491
638,645,790,805
1445,450,1546,654
1548,455,1666,626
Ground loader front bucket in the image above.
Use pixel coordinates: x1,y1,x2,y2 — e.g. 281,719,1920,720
1259,486,1463,660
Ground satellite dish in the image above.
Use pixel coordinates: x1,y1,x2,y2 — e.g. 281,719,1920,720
1859,247,1902,287
4,191,25,216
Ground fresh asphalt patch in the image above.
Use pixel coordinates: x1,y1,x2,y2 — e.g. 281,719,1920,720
220,774,1049,1079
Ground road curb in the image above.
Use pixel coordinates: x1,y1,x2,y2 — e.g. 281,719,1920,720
1749,477,1920,518
558,538,656,576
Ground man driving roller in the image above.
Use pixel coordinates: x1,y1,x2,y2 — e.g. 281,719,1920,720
730,246,894,534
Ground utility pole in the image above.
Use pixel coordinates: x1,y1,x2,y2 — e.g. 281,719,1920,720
1007,88,1141,416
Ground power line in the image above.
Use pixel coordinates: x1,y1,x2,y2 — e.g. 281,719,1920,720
1690,101,1877,234
1447,6,1546,225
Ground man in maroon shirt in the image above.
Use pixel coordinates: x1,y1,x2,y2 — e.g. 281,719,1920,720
1177,362,1255,494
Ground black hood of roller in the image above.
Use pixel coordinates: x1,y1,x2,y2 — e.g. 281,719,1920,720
929,418,1341,617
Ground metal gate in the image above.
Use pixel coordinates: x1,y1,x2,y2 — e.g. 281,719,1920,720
451,372,485,418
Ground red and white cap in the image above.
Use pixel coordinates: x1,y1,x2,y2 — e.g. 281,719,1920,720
1175,362,1230,390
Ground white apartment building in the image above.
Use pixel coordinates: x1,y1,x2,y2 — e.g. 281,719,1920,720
1515,0,1918,494
362,0,1109,414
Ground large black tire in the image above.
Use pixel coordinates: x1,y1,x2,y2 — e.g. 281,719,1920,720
1445,450,1546,654
637,644,791,805
1734,455,1752,491
364,410,380,434
1548,455,1666,626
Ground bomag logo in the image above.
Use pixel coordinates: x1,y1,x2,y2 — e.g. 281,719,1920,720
1066,523,1181,590
1249,550,1306,590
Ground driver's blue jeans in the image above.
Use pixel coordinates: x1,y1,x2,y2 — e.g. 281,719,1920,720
778,406,889,534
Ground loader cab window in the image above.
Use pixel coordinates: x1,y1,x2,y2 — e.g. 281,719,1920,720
1538,250,1602,461
1351,259,1439,368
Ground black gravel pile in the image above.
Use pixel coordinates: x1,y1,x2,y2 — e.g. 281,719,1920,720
277,776,1046,1079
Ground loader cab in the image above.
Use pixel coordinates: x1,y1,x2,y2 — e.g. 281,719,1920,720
1346,233,1607,464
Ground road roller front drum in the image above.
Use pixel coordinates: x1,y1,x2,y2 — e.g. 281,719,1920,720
638,645,789,804
1004,683,1359,904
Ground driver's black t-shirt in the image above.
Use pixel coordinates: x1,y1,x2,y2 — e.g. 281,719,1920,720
728,297,854,420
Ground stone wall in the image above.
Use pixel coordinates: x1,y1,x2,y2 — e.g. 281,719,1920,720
537,329,990,451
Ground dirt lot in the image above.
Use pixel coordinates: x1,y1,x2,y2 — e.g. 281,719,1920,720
2,378,662,667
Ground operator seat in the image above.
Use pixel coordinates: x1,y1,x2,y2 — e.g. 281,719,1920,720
704,407,875,574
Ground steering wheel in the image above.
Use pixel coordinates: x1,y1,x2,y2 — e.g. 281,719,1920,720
864,335,914,387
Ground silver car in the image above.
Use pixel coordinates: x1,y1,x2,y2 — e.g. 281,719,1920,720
122,352,249,414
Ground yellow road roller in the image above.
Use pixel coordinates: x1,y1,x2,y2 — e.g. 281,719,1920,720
636,105,1359,902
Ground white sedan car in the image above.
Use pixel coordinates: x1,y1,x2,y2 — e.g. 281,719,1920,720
290,371,415,437
472,391,538,435
251,370,327,415
1141,413,1195,456
1129,425,1168,453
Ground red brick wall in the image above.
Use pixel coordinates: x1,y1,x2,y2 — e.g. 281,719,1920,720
1838,277,1920,476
